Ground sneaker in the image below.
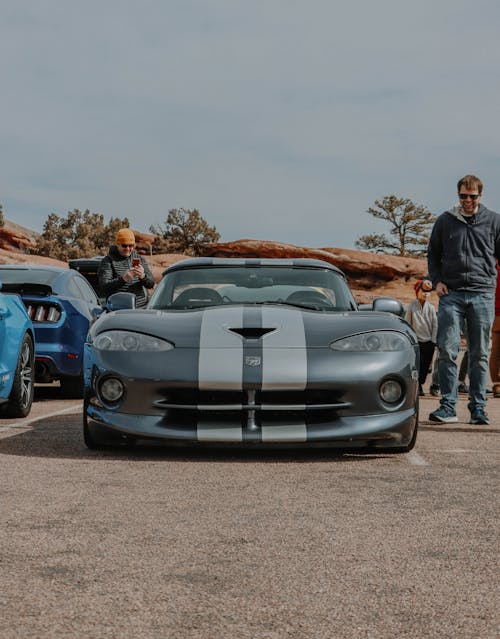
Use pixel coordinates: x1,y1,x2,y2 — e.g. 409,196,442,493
458,382,469,394
470,408,489,425
419,384,425,397
430,385,440,397
429,407,458,423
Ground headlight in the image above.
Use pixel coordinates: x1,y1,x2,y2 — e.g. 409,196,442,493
93,330,174,352
330,331,410,352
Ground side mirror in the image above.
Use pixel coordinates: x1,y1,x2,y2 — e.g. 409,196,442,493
372,296,404,317
357,303,372,311
106,292,136,311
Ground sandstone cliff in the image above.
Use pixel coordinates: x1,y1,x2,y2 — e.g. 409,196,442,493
0,223,429,304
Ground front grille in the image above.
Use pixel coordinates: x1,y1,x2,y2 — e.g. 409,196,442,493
154,388,349,412
24,302,62,323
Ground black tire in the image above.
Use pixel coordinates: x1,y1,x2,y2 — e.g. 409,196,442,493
60,373,84,399
83,392,108,449
378,398,419,454
83,395,135,450
83,417,105,450
4,334,34,418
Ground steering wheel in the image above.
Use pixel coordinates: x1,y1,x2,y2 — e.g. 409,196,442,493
174,287,223,306
286,291,332,307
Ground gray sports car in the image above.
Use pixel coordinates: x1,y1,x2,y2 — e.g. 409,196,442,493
83,258,419,452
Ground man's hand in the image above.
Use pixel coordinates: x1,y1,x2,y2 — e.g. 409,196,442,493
122,268,136,282
435,281,448,296
133,264,145,280
123,264,145,282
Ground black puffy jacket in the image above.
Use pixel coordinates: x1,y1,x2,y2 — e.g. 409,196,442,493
97,246,155,307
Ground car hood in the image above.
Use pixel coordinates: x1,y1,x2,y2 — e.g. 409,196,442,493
91,305,415,348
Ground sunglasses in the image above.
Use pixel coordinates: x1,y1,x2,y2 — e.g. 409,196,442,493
120,243,134,248
459,193,479,200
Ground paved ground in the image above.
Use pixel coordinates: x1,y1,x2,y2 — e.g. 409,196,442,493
0,385,498,639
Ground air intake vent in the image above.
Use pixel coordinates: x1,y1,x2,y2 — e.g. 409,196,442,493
228,327,276,340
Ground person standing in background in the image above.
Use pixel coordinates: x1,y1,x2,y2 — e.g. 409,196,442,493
489,265,500,398
427,174,500,425
405,279,437,396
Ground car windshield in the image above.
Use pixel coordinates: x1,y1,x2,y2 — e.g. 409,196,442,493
0,268,60,286
149,265,356,311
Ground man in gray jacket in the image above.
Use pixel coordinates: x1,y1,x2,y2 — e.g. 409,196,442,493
427,174,500,424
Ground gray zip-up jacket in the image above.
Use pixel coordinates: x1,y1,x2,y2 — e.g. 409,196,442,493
98,246,155,307
427,204,500,292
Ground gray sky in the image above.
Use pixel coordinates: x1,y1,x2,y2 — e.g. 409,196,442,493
1,0,500,249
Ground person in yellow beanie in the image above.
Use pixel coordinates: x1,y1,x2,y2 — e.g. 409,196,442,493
97,228,154,307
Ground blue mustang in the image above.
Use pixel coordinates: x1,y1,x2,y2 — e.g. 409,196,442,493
0,265,102,397
0,280,35,417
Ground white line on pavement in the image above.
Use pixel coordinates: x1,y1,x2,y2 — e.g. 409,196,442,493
406,451,429,466
0,404,81,433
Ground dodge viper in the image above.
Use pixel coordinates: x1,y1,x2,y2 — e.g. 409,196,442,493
83,258,419,452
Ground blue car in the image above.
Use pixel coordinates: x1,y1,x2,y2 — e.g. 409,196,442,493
0,281,35,417
0,265,102,397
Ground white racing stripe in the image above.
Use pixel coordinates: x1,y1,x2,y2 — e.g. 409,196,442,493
199,307,244,390
261,422,307,442
0,404,81,434
261,307,307,390
197,423,243,442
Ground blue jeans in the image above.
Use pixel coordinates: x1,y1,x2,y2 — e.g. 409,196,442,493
437,290,494,412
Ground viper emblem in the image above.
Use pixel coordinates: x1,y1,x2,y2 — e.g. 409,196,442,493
244,355,261,367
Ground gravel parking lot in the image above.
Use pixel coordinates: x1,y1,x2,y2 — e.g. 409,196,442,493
0,386,498,639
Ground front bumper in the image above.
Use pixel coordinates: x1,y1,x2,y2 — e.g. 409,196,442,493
84,342,419,448
86,402,417,449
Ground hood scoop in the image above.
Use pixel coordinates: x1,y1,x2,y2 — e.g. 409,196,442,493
229,327,276,340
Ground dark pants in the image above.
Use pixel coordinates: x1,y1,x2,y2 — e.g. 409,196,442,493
419,341,435,386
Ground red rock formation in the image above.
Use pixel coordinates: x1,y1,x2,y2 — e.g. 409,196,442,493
0,228,37,253
199,239,429,303
0,223,431,305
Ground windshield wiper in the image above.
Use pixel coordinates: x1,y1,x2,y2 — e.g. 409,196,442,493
246,300,328,311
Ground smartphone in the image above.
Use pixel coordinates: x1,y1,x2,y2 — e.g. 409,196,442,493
132,258,141,267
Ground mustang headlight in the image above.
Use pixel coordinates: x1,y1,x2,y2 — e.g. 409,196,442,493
330,331,410,352
93,330,174,352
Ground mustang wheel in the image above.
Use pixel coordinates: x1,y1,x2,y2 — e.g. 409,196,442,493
3,334,34,418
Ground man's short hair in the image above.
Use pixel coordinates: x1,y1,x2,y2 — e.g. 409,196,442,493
457,174,483,195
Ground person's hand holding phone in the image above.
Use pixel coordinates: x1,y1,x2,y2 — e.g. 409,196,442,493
132,257,145,279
